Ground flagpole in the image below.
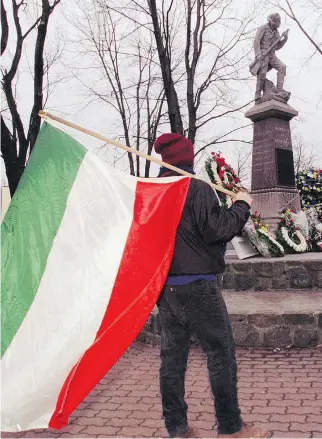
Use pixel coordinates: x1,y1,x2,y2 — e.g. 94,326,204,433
38,110,237,198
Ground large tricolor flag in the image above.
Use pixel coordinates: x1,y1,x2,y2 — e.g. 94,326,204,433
1,122,189,432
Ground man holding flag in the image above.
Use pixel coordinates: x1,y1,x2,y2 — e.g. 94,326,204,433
2,118,268,438
154,134,269,438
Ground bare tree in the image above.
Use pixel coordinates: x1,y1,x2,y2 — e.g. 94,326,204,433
147,0,184,135
293,134,319,174
134,43,167,176
72,1,166,176
102,0,259,164
1,0,61,196
144,56,167,177
147,0,256,151
269,0,322,57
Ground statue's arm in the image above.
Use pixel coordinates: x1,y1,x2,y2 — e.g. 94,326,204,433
275,38,286,50
254,26,265,57
275,30,288,51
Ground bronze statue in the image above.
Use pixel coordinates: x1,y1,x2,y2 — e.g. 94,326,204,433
250,13,290,104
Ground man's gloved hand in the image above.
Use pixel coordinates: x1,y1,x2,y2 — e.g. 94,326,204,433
234,191,253,207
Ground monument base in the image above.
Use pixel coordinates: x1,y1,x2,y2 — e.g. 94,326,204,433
245,99,301,226
251,187,301,228
245,99,298,122
139,253,322,347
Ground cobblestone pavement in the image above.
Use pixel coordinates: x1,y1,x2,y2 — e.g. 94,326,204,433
2,343,322,438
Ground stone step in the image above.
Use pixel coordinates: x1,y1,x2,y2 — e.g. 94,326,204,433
222,253,322,291
138,290,322,348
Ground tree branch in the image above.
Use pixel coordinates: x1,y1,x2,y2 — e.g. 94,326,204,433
196,100,252,130
194,123,252,157
285,0,322,55
148,0,183,134
2,78,26,149
269,0,322,56
27,0,61,152
1,0,9,55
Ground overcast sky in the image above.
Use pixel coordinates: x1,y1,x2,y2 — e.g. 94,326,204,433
1,0,322,185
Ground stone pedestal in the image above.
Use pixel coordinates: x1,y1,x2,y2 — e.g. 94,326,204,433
245,99,301,226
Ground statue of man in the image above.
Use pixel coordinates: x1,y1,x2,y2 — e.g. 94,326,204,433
253,13,289,103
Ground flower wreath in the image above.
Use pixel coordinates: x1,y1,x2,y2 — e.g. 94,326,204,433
297,169,322,220
305,207,322,252
205,152,242,208
303,203,322,223
276,209,307,253
204,153,284,257
245,211,284,257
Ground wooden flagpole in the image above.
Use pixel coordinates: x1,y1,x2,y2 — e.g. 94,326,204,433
38,110,237,198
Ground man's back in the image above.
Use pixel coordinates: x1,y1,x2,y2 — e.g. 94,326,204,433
164,178,250,276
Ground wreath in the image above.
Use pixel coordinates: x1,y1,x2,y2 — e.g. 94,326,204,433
305,207,322,252
245,211,284,257
310,224,322,252
205,153,284,257
297,169,322,220
205,152,242,208
276,209,307,253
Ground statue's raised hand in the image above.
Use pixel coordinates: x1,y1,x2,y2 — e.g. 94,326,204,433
282,29,289,40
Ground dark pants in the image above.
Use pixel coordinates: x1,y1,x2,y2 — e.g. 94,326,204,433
157,280,242,437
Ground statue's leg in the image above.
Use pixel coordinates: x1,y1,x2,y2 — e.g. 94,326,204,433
255,73,266,103
255,69,267,103
255,56,269,103
269,54,286,89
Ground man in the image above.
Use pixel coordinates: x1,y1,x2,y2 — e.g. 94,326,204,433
254,13,288,103
154,133,269,439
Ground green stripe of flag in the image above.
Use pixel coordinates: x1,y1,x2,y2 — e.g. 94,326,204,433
1,123,87,357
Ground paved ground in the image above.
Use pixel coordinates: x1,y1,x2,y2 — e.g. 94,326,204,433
2,343,322,439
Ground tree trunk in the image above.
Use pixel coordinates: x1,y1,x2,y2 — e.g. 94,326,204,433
2,0,61,197
6,163,26,198
28,0,51,152
186,72,197,144
147,0,183,134
1,117,26,197
1,0,9,55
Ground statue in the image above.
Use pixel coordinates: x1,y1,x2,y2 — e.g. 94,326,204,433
250,13,290,104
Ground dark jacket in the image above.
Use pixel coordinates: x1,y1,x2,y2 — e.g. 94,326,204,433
160,173,250,275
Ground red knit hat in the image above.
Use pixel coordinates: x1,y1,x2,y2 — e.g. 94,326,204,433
154,133,194,167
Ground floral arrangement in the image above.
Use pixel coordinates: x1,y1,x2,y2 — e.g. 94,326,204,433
296,168,322,220
309,224,322,252
204,153,284,257
243,211,284,257
204,154,322,256
205,152,242,207
305,207,322,252
252,211,284,256
276,209,307,253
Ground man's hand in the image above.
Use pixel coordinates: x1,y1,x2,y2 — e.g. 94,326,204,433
234,191,253,207
255,53,263,61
